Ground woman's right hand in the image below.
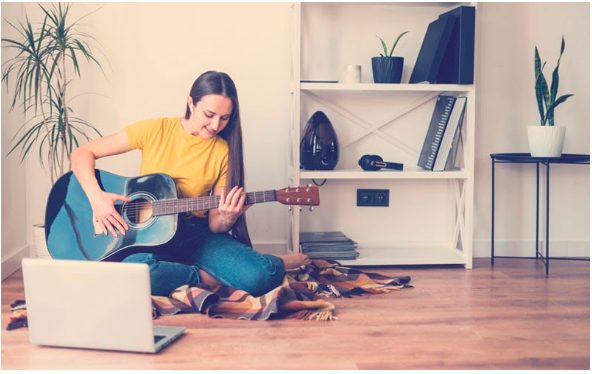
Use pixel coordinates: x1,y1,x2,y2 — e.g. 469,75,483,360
90,191,132,238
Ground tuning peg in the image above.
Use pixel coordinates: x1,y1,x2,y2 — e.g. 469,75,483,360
298,206,302,211
309,206,315,212
288,206,292,212
307,184,312,188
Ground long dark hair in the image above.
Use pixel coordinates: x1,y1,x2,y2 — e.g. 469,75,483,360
185,71,251,247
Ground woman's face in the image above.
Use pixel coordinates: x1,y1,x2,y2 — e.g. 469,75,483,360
187,94,233,139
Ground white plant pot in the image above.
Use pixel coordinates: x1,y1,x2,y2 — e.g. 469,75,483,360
527,125,566,157
33,224,52,259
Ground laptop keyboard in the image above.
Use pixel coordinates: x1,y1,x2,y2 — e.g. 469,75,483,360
154,335,167,344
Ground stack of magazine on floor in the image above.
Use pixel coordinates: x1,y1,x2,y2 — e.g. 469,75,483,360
299,231,359,260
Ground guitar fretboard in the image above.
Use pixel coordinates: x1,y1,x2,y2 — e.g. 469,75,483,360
151,190,276,216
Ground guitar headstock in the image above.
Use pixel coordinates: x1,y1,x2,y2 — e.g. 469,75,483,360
276,186,320,206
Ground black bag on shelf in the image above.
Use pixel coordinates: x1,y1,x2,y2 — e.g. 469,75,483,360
300,111,339,170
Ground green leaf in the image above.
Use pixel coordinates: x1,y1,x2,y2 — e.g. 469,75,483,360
543,94,574,125
560,35,565,55
534,47,547,124
69,47,80,76
549,38,565,104
548,37,567,125
8,118,46,159
20,125,44,162
377,36,388,57
389,31,408,57
535,74,550,125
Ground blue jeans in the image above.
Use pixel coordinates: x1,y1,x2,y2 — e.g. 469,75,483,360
122,215,286,297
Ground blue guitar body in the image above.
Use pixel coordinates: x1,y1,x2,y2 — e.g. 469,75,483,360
45,170,178,262
45,170,319,262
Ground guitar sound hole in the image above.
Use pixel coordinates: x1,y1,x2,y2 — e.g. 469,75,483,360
124,198,154,225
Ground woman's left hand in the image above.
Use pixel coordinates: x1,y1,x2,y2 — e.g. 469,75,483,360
218,186,252,227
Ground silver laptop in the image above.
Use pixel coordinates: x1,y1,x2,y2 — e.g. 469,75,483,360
22,258,185,353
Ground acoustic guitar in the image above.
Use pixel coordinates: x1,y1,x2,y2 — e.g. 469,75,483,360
45,170,319,262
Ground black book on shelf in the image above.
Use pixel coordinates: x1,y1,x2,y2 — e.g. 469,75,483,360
436,6,476,84
409,14,457,84
417,95,456,170
433,96,467,171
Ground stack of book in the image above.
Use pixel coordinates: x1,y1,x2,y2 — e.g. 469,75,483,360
417,95,467,171
299,231,359,260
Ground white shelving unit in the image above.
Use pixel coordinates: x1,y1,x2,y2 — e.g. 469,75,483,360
289,2,476,268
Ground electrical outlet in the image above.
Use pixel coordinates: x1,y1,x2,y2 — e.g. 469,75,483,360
357,189,389,207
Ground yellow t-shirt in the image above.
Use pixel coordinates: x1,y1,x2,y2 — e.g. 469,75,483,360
125,117,229,216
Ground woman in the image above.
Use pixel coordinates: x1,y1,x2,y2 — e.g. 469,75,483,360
71,71,310,297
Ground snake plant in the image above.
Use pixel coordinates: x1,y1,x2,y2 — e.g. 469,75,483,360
534,36,574,126
377,31,409,57
2,3,104,182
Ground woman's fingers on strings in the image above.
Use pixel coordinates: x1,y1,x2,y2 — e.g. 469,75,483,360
114,212,129,231
230,187,243,209
94,214,127,237
104,216,120,237
227,186,239,201
222,186,237,210
98,217,108,236
108,215,126,236
237,192,247,211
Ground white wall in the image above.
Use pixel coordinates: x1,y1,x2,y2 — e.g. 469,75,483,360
474,3,590,257
1,3,589,271
1,3,29,278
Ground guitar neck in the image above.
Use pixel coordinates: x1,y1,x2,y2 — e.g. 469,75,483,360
151,190,277,216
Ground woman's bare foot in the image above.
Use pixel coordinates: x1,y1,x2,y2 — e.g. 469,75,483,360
279,253,312,270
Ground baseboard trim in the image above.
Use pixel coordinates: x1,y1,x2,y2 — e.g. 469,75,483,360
255,240,590,259
2,244,30,280
473,239,590,258
2,240,584,276
256,240,590,259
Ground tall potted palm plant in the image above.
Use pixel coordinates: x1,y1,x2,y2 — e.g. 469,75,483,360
2,3,104,257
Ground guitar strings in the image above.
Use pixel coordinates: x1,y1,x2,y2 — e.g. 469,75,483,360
116,191,277,216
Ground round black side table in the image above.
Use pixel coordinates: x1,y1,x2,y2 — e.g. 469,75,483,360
490,153,590,276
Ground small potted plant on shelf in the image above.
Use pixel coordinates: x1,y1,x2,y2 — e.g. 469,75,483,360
528,36,574,157
371,31,408,84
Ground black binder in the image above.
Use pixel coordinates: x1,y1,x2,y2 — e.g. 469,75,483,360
436,6,475,84
410,14,457,84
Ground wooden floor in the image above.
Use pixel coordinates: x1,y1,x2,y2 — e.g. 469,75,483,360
1,258,589,370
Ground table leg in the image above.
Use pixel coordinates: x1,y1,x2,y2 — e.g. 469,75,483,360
545,162,550,276
491,158,495,265
536,162,539,259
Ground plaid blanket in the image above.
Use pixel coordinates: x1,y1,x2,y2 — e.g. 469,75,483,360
7,259,411,329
